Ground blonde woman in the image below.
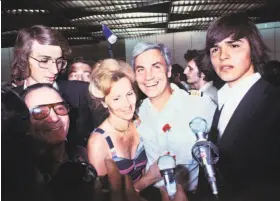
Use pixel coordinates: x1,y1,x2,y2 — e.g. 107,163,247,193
87,59,162,197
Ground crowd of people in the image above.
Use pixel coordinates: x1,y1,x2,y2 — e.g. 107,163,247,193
2,12,280,201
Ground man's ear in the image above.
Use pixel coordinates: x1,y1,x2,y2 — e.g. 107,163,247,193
101,101,108,108
201,72,206,79
167,65,172,78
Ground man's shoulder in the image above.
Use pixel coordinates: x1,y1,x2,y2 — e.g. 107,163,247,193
58,80,90,98
58,80,89,91
138,98,150,118
205,85,218,94
12,85,24,96
57,80,90,107
177,88,215,105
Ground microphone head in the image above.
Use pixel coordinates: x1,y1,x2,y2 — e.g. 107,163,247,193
157,155,176,171
158,155,177,198
189,117,207,134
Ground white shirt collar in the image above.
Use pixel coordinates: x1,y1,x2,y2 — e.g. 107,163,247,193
200,81,213,92
218,73,261,110
23,80,59,90
145,83,182,112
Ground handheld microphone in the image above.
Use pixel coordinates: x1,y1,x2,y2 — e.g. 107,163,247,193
157,155,177,198
189,117,219,196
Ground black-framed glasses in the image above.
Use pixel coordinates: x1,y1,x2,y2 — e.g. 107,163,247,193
30,56,67,70
29,101,69,120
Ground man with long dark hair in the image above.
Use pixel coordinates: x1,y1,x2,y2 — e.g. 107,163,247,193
205,13,280,200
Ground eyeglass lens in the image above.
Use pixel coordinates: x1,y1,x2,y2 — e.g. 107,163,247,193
32,103,69,120
39,58,67,69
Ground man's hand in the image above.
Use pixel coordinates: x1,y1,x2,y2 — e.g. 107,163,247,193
104,158,143,201
160,184,189,201
145,160,162,184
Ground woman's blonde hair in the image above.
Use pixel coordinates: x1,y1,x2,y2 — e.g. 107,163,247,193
88,59,136,101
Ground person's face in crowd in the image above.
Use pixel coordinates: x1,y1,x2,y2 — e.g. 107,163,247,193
25,87,69,144
134,49,171,99
28,41,64,84
173,72,181,83
210,36,254,87
103,77,137,121
68,62,92,82
184,59,201,85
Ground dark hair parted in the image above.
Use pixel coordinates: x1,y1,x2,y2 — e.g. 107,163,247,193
68,57,92,75
185,49,216,82
171,64,184,74
21,83,61,101
205,12,269,74
11,25,71,81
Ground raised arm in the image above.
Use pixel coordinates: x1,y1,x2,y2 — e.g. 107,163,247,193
133,160,162,191
87,133,111,176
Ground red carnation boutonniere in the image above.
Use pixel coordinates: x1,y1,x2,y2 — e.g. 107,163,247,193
162,123,171,133
162,124,176,159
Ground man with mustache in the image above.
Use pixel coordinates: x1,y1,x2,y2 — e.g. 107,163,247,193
132,42,216,200
206,13,280,200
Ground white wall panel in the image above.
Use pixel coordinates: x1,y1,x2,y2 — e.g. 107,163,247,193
142,35,157,43
173,31,192,67
190,31,207,50
260,29,275,58
125,38,141,65
156,33,174,62
1,47,13,82
275,28,280,61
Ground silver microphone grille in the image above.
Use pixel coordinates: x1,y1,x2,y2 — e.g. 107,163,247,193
189,117,207,134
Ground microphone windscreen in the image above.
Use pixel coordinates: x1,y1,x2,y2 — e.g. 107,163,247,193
189,117,207,134
157,155,176,171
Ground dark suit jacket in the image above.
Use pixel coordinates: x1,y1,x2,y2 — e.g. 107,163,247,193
208,78,280,200
13,80,108,147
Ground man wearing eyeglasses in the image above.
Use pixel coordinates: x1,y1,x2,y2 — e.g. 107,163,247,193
23,84,70,145
11,25,107,147
21,83,88,183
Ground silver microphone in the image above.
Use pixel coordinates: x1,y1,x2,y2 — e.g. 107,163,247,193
189,117,219,196
157,155,177,198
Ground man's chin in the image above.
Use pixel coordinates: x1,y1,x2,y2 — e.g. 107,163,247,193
43,132,67,144
141,89,157,98
145,93,159,99
46,136,67,145
42,81,54,85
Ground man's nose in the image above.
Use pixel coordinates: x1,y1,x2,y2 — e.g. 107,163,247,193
76,74,83,81
219,47,230,61
145,68,154,81
48,61,59,75
46,108,59,123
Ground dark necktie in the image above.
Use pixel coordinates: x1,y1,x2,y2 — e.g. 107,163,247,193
209,105,224,144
